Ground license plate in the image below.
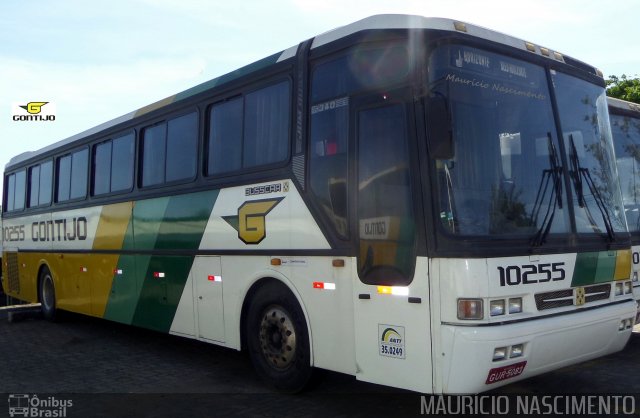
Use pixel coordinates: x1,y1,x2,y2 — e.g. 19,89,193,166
485,361,527,384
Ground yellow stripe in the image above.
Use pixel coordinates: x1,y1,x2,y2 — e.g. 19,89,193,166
90,202,134,316
614,249,632,280
134,96,176,118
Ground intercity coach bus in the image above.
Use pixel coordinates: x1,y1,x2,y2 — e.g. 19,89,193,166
609,96,640,315
2,15,636,393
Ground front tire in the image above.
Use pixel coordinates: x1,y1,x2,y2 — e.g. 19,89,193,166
39,268,57,321
246,282,313,393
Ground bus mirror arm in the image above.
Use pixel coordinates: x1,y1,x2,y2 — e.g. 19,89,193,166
425,93,454,160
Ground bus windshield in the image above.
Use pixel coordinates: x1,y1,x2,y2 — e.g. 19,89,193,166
428,45,626,240
611,111,640,233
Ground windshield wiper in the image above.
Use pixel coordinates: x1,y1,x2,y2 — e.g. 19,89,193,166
531,133,563,246
568,134,616,242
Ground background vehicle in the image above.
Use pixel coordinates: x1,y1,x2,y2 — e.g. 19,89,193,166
609,96,640,317
1,15,635,393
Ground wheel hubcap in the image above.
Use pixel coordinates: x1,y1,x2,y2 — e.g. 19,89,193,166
259,306,296,369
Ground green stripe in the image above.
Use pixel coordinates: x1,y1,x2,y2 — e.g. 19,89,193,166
104,190,218,331
571,251,618,287
132,190,219,332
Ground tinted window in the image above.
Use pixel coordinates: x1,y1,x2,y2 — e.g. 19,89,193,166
29,165,40,208
309,97,349,238
357,104,415,286
70,149,88,199
57,149,87,202
244,81,290,168
39,161,52,205
14,170,26,210
206,81,290,176
166,112,198,182
6,174,16,211
208,98,242,175
142,113,197,187
94,141,111,195
27,162,52,208
6,170,26,211
141,123,166,187
311,46,409,102
94,133,135,195
57,155,72,201
111,133,134,192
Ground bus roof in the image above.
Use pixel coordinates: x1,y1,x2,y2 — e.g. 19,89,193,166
608,96,640,114
7,14,598,170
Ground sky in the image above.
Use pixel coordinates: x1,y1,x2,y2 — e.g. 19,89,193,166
1,0,638,200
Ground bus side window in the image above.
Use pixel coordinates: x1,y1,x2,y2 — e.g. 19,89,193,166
308,102,349,238
5,170,26,212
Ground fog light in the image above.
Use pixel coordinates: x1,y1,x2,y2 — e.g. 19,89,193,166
615,282,624,296
619,320,626,331
625,282,633,294
457,299,484,320
626,319,633,329
508,298,523,314
493,347,507,361
510,344,524,358
490,300,505,316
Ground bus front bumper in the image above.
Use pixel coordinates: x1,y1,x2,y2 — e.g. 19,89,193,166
439,300,635,393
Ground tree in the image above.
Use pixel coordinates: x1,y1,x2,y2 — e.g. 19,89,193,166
606,74,640,104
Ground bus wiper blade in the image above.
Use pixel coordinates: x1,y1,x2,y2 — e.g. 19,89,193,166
531,133,563,247
568,134,616,242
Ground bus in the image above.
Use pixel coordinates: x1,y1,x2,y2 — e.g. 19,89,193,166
1,15,636,394
609,96,640,316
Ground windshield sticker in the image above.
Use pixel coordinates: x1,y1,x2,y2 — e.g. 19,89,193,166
311,97,349,114
455,50,491,69
500,61,527,78
445,73,546,100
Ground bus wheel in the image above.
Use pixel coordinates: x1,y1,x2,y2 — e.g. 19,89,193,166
246,282,313,393
39,268,57,321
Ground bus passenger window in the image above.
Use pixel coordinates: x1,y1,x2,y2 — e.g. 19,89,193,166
208,98,242,175
5,170,26,211
27,161,52,207
57,149,88,202
142,112,198,187
244,81,290,168
93,133,134,196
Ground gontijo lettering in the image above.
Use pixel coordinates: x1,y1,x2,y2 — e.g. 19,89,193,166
32,217,88,241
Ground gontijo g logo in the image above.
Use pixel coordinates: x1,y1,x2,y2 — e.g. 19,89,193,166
12,101,56,121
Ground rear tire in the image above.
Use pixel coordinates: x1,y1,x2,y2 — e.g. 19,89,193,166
246,282,313,393
39,268,57,321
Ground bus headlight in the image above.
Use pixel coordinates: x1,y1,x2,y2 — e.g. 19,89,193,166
625,281,633,294
615,282,624,296
457,299,483,320
490,300,505,316
508,298,523,314
493,347,507,361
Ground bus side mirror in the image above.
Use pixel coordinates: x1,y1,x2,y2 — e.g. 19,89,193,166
426,94,454,159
